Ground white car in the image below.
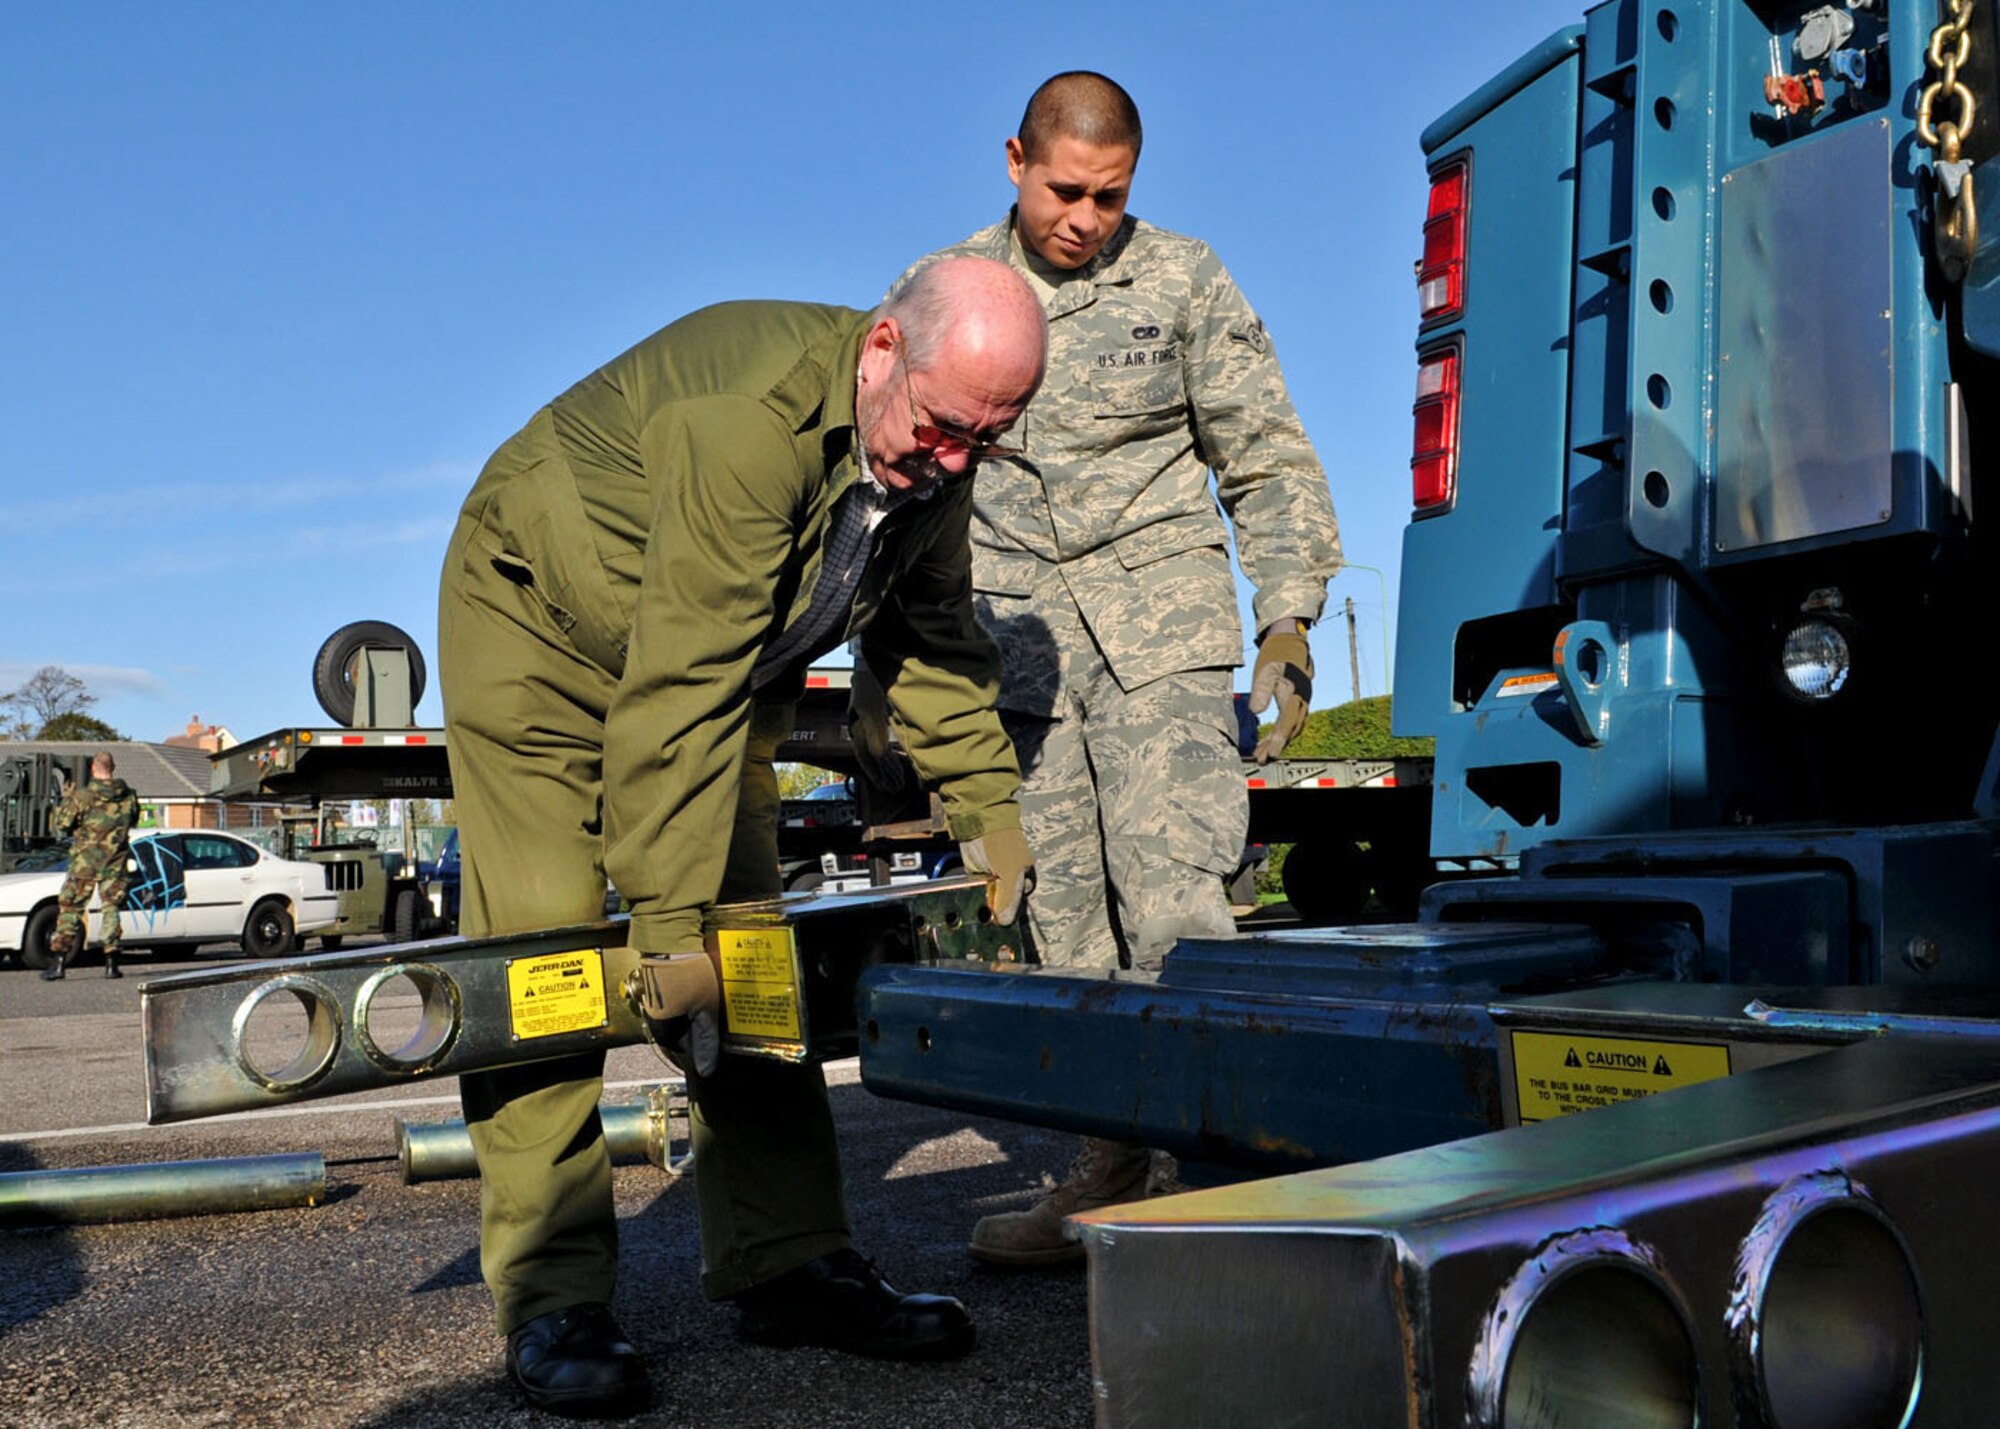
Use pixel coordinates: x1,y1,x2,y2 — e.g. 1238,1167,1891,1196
0,829,340,970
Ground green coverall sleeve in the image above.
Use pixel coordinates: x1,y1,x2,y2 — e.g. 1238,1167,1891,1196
602,397,809,955
1182,245,1343,632
861,479,1022,841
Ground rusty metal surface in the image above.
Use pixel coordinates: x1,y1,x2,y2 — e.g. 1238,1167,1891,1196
858,923,1613,1171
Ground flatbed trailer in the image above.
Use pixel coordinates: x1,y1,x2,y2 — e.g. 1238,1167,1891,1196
209,726,451,805
783,666,1437,918
209,727,451,946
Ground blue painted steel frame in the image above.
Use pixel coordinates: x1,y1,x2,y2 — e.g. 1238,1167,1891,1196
861,923,1610,1171
1392,30,1580,754
1403,0,1967,864
861,817,2000,1168
862,963,1506,1172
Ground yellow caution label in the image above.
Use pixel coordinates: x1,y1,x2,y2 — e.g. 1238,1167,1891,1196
506,948,609,1040
1512,1030,1732,1123
717,927,802,1041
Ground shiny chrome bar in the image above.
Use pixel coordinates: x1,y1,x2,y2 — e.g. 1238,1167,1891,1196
396,1083,691,1182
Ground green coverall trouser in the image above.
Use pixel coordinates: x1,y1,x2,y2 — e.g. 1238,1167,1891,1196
440,516,852,1334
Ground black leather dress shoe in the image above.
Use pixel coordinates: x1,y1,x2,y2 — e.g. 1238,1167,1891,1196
734,1248,975,1360
505,1303,651,1419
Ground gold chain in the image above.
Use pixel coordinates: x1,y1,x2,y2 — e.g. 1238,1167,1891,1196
1918,0,1980,281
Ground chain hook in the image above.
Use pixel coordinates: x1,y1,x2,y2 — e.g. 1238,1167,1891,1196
1919,0,1983,282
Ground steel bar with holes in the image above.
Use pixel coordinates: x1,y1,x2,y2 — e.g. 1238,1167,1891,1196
141,877,1014,1125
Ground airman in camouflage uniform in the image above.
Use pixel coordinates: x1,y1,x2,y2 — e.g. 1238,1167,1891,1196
45,750,140,980
910,72,1341,1264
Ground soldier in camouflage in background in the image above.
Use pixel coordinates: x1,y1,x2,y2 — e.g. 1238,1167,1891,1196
891,71,1342,1264
44,749,140,980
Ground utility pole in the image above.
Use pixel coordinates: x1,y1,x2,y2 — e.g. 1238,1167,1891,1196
1345,596,1362,702
1335,561,1394,697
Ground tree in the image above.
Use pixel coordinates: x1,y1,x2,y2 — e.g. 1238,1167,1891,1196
776,762,844,798
39,711,122,742
2,666,98,740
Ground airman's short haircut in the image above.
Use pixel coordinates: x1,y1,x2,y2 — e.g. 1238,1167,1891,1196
93,750,115,774
1017,71,1143,163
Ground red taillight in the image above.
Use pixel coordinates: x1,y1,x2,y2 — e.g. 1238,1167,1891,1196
1418,161,1467,322
1411,346,1461,511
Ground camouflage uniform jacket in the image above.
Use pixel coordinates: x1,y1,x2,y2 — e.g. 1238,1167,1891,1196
923,213,1341,713
52,776,139,871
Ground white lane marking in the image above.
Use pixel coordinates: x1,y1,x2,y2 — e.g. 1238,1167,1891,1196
0,1077,675,1144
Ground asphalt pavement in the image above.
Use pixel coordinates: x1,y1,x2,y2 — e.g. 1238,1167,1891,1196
0,946,1098,1429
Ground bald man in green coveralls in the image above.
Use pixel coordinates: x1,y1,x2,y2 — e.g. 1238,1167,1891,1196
440,255,1044,1418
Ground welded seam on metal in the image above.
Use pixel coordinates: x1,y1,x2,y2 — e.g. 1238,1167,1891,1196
1745,999,2000,1040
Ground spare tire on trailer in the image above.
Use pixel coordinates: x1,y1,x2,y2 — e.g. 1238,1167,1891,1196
313,621,428,725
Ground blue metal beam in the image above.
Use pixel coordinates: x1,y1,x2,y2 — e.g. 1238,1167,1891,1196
859,923,1611,1171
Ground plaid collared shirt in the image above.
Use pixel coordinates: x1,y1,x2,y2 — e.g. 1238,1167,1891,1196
751,440,929,689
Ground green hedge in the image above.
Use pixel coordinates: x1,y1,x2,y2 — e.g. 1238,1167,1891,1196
1268,695,1435,760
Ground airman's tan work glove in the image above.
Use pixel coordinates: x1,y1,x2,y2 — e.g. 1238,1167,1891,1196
958,826,1036,925
1249,622,1314,764
846,662,909,794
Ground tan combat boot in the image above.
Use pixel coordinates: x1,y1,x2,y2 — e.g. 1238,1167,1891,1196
968,1136,1154,1266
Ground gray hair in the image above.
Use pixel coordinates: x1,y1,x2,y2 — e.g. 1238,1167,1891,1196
876,256,1047,380
875,260,962,372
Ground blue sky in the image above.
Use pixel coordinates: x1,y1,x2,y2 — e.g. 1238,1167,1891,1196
2,0,1584,742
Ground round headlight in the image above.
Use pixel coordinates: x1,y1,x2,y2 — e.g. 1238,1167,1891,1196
1780,620,1851,700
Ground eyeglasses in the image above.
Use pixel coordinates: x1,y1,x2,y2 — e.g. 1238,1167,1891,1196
899,341,1023,460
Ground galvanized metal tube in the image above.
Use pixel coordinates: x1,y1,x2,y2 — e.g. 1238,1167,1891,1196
0,1152,326,1227
398,1098,666,1184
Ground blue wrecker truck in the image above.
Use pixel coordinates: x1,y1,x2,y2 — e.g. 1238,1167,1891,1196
852,1,2000,1422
